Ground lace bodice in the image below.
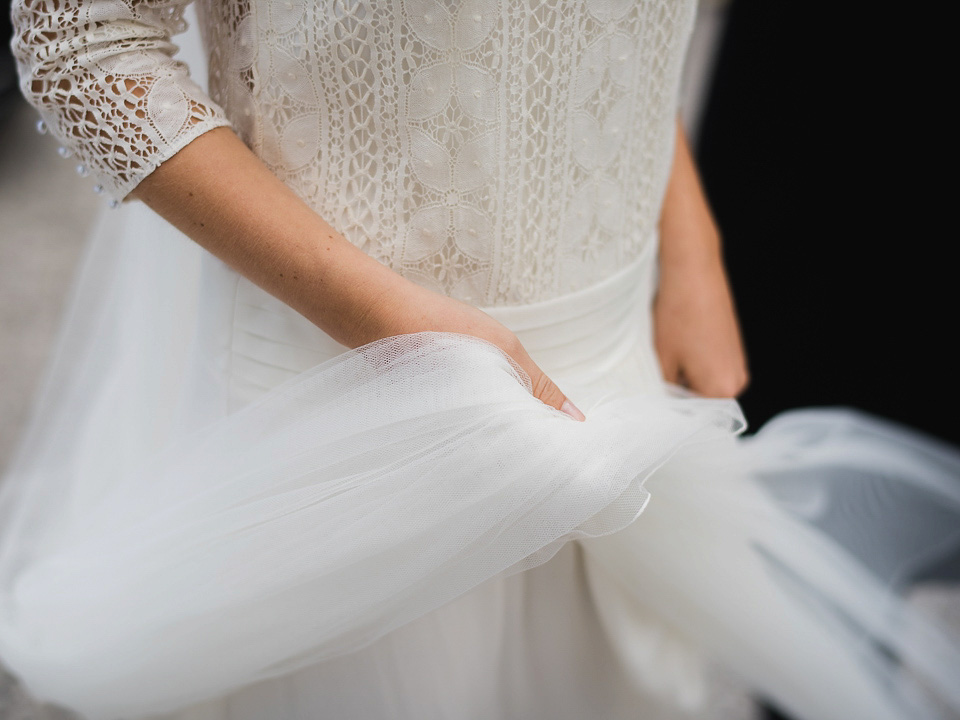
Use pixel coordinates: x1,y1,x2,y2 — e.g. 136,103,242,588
12,0,696,305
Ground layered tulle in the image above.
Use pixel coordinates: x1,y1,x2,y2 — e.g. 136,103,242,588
0,330,745,717
0,205,744,717
1,202,959,720
584,409,960,720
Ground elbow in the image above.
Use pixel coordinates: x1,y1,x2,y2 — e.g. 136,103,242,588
8,0,229,203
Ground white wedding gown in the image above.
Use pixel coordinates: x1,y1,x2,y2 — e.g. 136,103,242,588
3,1,960,719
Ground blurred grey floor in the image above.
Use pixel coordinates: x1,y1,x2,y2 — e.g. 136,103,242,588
1,99,99,468
0,99,93,717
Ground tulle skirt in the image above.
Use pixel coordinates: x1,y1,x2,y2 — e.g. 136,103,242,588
0,203,958,720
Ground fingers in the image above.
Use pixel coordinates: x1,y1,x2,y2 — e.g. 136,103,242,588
518,354,585,421
531,368,586,420
658,353,681,385
495,329,585,421
655,330,749,398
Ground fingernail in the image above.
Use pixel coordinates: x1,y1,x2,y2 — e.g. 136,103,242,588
561,399,586,422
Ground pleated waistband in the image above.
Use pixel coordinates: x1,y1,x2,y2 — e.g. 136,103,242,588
228,240,660,401
482,240,658,380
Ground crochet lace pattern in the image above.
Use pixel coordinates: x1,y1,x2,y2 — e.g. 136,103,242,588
12,0,695,305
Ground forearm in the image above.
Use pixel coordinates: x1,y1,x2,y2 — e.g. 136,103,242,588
12,0,429,351
658,120,722,269
653,119,748,397
130,127,425,349
14,0,579,415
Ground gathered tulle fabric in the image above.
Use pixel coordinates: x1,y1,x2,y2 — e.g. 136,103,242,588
0,330,745,717
584,411,960,720
0,205,746,717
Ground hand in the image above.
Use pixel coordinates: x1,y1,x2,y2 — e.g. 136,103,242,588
373,283,587,421
653,252,749,398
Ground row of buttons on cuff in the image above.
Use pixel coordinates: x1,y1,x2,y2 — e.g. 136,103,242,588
36,118,120,207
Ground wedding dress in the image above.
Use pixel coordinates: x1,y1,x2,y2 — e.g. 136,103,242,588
3,1,960,719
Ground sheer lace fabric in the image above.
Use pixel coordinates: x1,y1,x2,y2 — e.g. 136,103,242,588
12,0,695,304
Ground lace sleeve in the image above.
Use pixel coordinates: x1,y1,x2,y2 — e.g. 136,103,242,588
10,0,233,202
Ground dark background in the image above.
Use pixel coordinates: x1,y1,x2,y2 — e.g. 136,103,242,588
696,7,955,715
697,0,957,451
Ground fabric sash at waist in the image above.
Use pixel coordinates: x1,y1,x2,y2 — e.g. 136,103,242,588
229,239,659,399
482,240,657,383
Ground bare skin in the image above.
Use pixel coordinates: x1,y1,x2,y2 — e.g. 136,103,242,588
654,122,750,398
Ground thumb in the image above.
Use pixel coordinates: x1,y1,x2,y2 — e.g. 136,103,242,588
496,332,585,421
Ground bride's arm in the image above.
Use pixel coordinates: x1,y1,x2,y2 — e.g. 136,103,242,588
654,120,749,398
128,127,471,351
130,128,578,420
11,0,583,420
